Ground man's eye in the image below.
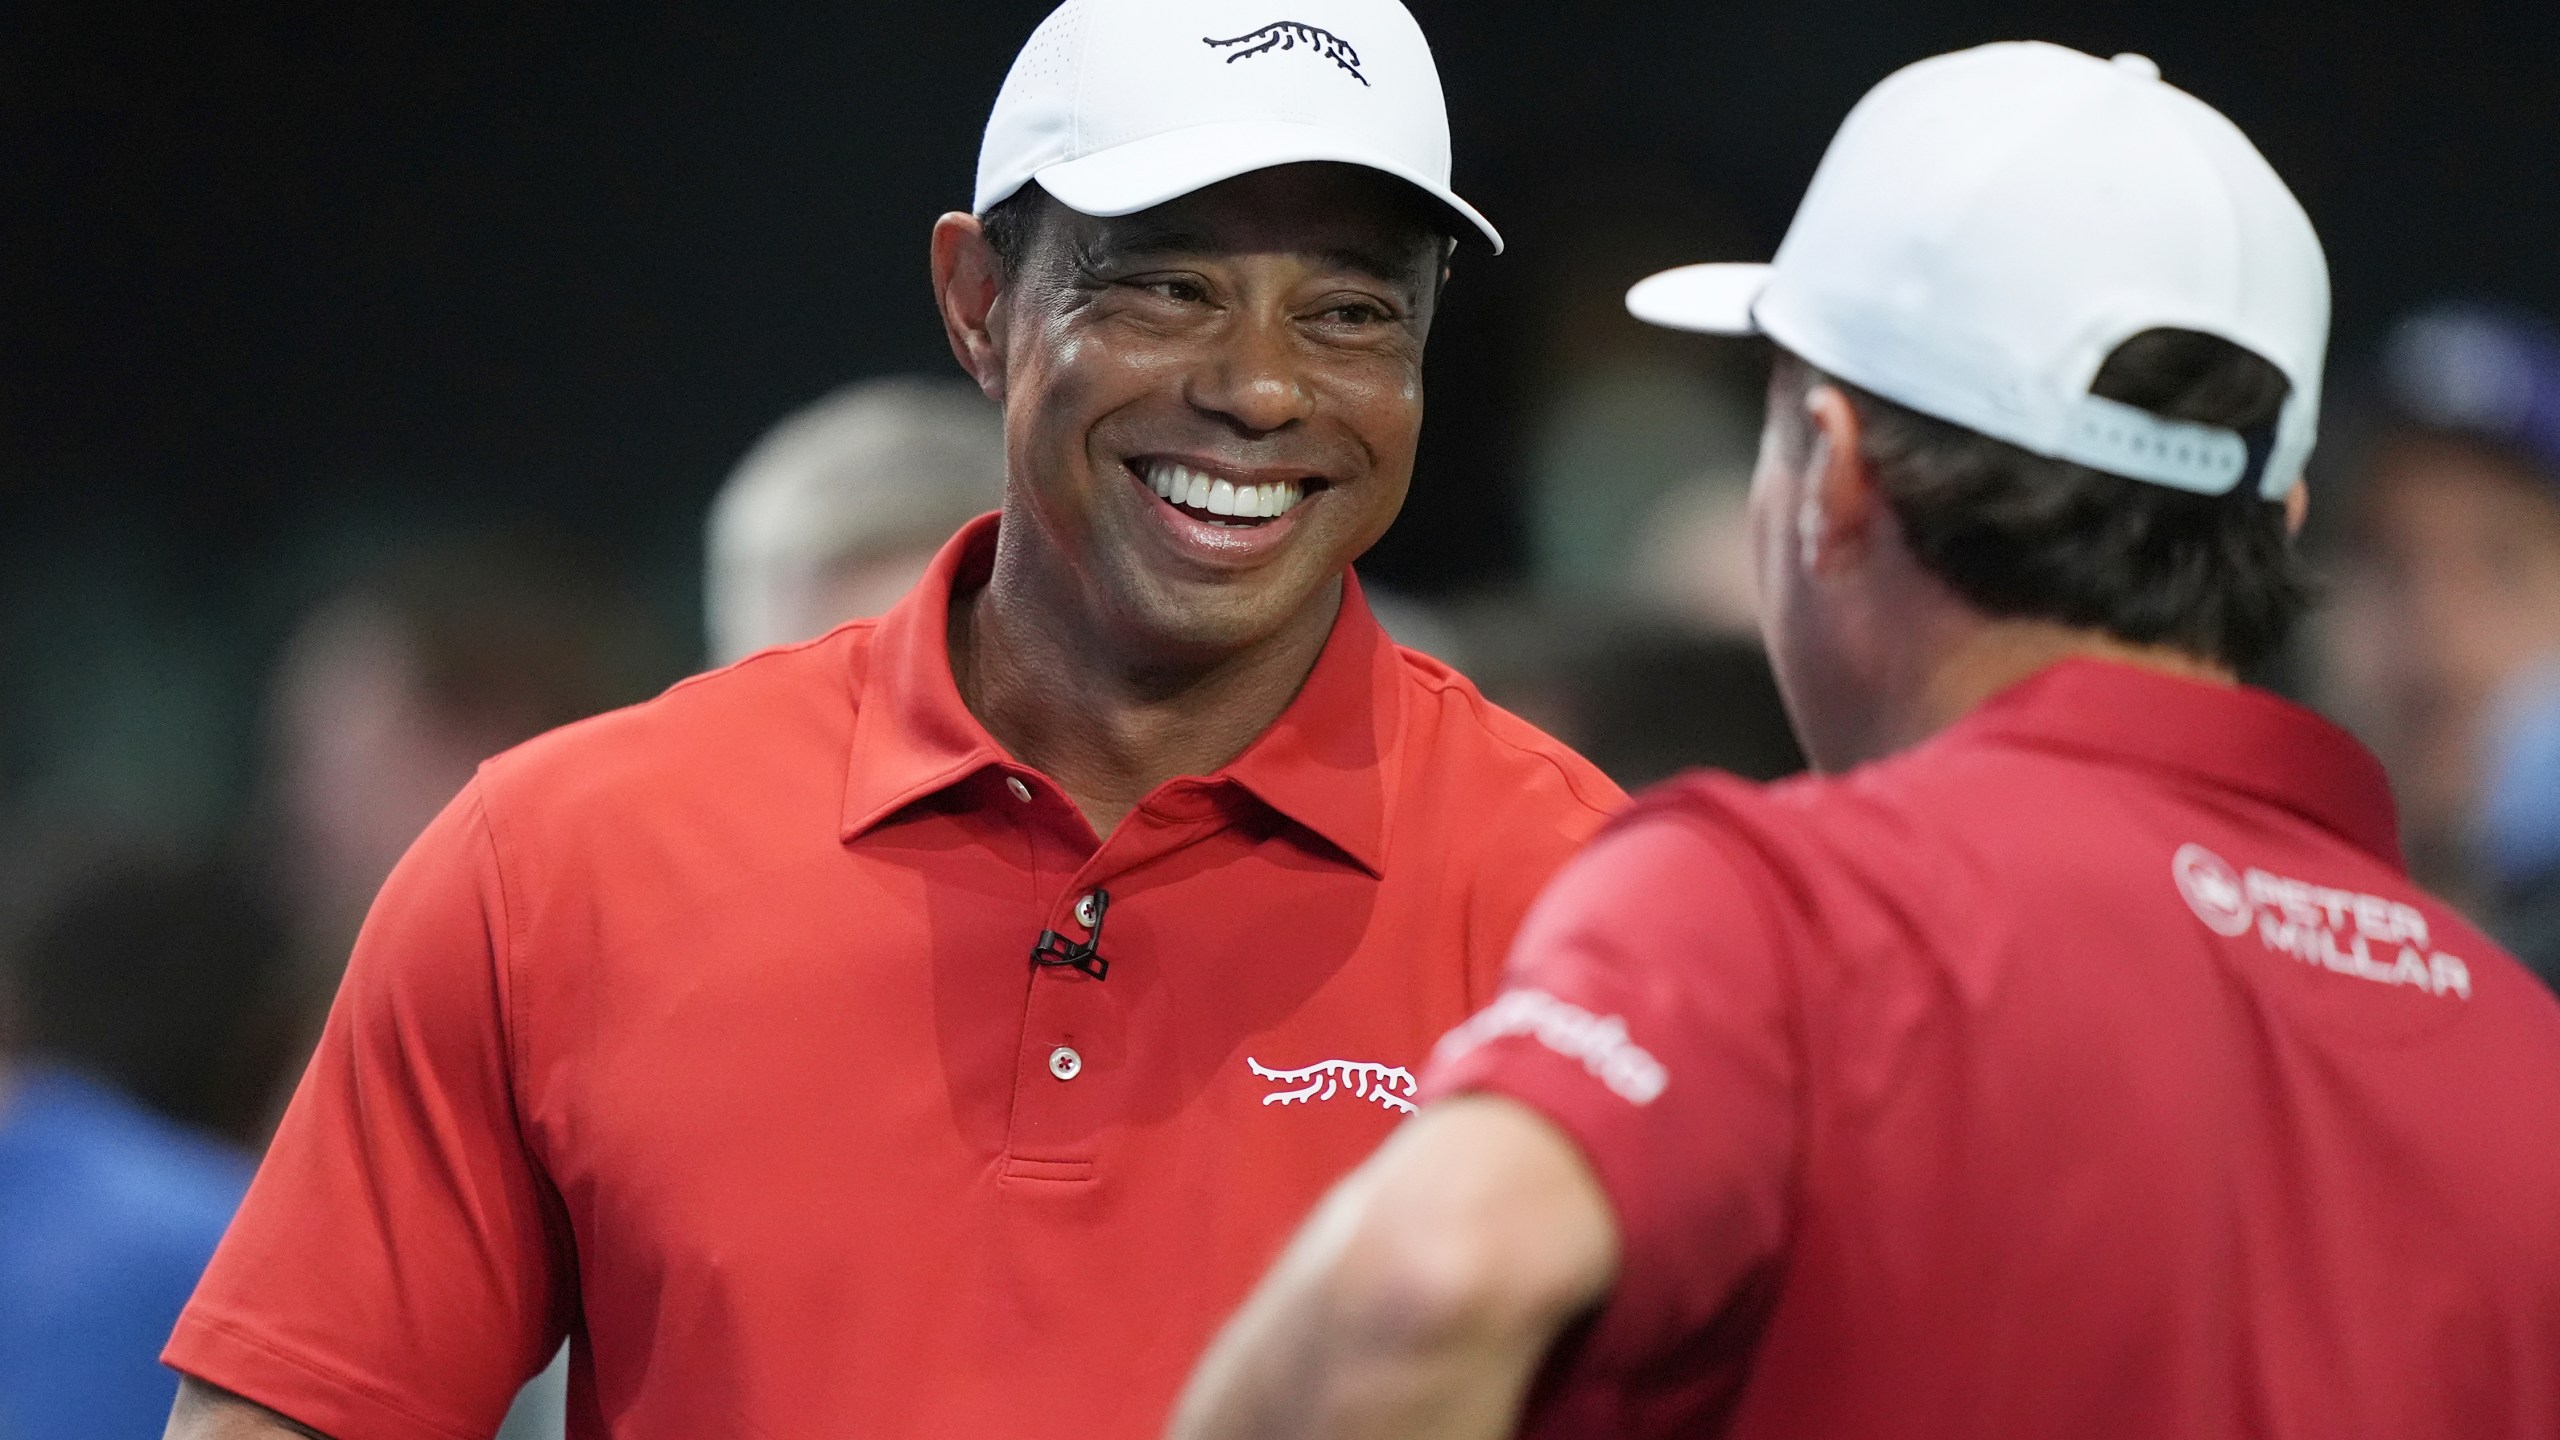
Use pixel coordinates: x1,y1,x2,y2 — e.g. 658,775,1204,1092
1143,278,1208,304
1321,301,1394,327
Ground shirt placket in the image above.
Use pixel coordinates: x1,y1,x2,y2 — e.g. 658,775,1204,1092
1002,776,1232,1179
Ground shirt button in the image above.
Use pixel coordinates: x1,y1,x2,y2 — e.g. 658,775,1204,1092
1073,891,1102,928
1048,1045,1083,1081
1005,776,1033,803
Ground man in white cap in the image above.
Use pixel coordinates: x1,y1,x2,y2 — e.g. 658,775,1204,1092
161,3,1619,1438
1172,43,2560,1440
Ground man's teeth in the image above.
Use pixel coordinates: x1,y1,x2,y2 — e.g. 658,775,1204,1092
1144,461,1305,519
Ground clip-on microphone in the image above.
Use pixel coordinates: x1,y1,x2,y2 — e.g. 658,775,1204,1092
1031,887,1110,980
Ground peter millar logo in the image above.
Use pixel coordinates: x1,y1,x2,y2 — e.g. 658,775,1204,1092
1248,1057,1416,1113
2173,843,2253,936
1203,22,1369,86
2170,842,2472,1000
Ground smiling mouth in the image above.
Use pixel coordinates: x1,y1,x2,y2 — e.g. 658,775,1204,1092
1136,459,1318,527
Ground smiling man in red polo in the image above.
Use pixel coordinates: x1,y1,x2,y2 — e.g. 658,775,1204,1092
159,3,1620,1438
1175,44,2560,1440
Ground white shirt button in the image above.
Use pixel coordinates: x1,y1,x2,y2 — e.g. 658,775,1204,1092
1073,891,1101,928
1048,1045,1083,1081
1005,776,1033,803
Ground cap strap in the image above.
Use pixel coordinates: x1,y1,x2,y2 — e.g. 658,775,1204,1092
2057,394,2249,495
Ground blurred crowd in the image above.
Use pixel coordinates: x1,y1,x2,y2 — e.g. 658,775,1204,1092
7,288,2560,1433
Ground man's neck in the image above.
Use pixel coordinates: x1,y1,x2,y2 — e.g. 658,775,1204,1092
949,553,1343,839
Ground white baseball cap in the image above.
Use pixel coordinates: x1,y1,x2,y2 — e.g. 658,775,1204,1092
1628,42,2328,499
974,0,1500,253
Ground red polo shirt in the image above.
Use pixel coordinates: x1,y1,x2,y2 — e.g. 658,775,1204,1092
1429,659,2560,1439
167,515,1622,1440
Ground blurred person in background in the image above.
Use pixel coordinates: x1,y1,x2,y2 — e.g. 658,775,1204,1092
2480,664,2560,986
6,845,291,1148
2325,304,2560,987
705,376,1008,664
0,846,284,1440
264,534,647,982
1629,474,1767,639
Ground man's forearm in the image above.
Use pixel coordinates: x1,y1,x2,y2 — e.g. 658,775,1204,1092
165,1377,334,1440
1167,1097,1619,1440
1167,1194,1550,1440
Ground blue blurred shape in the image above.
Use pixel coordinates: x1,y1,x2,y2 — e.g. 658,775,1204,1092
2483,662,2560,886
0,1067,251,1440
2385,303,2560,478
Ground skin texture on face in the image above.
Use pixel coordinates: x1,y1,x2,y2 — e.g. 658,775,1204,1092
930,164,1448,833
943,164,1443,667
2329,436,2560,873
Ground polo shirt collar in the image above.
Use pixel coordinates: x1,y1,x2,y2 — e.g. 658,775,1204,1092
1949,658,2403,868
1217,568,1400,877
841,514,1397,875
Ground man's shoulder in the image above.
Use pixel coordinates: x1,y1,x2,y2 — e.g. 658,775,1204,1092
473,622,873,842
1634,721,2129,859
1611,752,2004,931
1622,762,1863,856
1388,646,1625,827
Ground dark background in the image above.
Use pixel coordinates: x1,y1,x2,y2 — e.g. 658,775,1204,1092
6,0,2556,829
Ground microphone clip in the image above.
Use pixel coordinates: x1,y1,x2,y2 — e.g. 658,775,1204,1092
1031,887,1111,981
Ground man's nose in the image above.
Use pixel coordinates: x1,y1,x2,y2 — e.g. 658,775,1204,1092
1185,312,1316,435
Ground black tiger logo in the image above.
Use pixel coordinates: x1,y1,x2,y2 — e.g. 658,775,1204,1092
1202,22,1368,86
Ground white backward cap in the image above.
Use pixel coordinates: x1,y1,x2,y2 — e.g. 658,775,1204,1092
1628,43,2328,499
975,0,1500,253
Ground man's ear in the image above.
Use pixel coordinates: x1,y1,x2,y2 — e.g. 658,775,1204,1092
2282,477,2309,537
1797,382,1884,574
931,212,1009,404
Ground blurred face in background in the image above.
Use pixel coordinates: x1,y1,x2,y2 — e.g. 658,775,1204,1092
747,548,945,647
2330,433,2560,875
965,163,1446,661
267,552,631,963
270,599,507,954
810,550,944,627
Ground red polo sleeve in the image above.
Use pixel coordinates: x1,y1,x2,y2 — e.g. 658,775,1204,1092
165,780,571,1440
1421,790,1800,1428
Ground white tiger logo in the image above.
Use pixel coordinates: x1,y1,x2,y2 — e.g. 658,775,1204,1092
1247,1056,1418,1114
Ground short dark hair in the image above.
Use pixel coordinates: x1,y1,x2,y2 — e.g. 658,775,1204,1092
1780,329,2307,672
979,183,1049,281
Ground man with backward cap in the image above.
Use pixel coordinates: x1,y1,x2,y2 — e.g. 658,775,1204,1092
1175,43,2560,1440
161,3,1622,1437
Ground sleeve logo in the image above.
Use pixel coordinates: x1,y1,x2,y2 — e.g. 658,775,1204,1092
1202,22,1369,86
1431,989,1669,1106
2171,842,2471,1000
